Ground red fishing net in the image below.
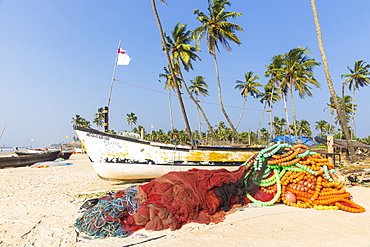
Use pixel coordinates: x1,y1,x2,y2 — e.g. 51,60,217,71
134,165,248,231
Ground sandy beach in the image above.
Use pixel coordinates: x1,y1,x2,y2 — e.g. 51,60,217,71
0,153,369,247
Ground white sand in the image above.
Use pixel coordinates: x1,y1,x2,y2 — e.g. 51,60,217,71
0,154,369,247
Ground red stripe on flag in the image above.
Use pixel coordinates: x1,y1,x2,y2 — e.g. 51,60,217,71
118,48,126,54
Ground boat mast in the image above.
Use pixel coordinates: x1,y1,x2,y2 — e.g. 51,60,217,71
0,124,6,139
105,38,122,132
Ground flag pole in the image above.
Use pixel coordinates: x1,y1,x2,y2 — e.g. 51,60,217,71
105,38,122,132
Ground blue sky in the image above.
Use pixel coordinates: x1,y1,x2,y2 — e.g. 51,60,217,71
1,0,369,148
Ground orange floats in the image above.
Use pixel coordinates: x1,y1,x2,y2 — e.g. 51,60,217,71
245,143,365,213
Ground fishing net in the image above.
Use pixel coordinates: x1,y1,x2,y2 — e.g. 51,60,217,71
75,143,366,239
74,166,248,237
134,165,248,231
74,185,143,238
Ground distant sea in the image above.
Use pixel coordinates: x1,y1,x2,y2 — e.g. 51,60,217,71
0,146,27,153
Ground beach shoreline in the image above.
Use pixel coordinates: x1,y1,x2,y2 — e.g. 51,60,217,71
0,154,369,247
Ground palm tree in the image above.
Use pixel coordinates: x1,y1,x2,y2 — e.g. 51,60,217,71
126,112,137,131
150,0,194,147
215,121,232,141
315,120,330,137
256,85,281,137
328,95,356,127
71,115,91,128
93,107,104,130
159,66,182,131
291,119,312,138
310,0,355,158
270,116,287,138
194,0,243,140
265,54,290,135
341,60,370,139
189,75,209,139
273,47,321,140
165,22,217,140
328,95,356,139
234,71,262,129
260,128,270,143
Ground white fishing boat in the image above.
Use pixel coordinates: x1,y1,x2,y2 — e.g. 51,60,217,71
74,125,261,180
73,39,262,180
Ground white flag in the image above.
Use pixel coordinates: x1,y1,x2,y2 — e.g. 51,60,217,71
116,48,131,65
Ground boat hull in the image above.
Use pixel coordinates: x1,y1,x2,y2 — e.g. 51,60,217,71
0,151,61,168
74,125,261,180
93,162,246,180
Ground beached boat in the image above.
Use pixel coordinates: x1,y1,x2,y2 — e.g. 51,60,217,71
73,40,262,180
58,151,73,160
74,125,261,180
0,150,61,168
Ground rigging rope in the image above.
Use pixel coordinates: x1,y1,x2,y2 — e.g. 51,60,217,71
113,79,265,112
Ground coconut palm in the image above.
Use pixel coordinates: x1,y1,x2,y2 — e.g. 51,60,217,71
126,112,137,131
310,0,355,158
315,120,329,137
341,60,370,139
71,114,90,128
165,22,217,140
194,0,243,140
159,66,182,131
256,85,281,137
270,116,287,138
260,128,270,143
291,119,312,137
189,75,209,139
273,47,321,140
265,54,290,134
328,95,356,126
234,71,262,130
93,107,104,129
150,0,194,147
215,121,232,141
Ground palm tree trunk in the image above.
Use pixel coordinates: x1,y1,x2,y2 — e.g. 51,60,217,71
151,0,194,148
168,89,174,131
351,88,355,139
177,69,217,140
269,84,275,140
282,93,290,132
212,53,239,140
256,102,267,139
196,95,201,139
269,104,273,140
341,82,345,138
310,0,356,160
289,82,298,142
235,98,246,130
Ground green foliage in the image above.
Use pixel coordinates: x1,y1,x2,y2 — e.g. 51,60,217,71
93,107,104,129
359,136,370,145
126,112,138,130
71,114,91,128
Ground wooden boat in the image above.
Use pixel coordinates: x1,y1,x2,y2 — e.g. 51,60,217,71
17,149,73,160
74,125,261,180
0,150,60,168
58,151,73,160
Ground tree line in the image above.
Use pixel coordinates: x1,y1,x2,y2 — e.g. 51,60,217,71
72,1,370,159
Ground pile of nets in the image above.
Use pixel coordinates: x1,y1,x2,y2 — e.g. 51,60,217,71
74,143,365,239
244,143,365,213
75,185,143,238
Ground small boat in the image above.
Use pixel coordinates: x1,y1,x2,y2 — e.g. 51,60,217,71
58,151,73,160
74,125,261,180
17,149,73,160
0,150,61,168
